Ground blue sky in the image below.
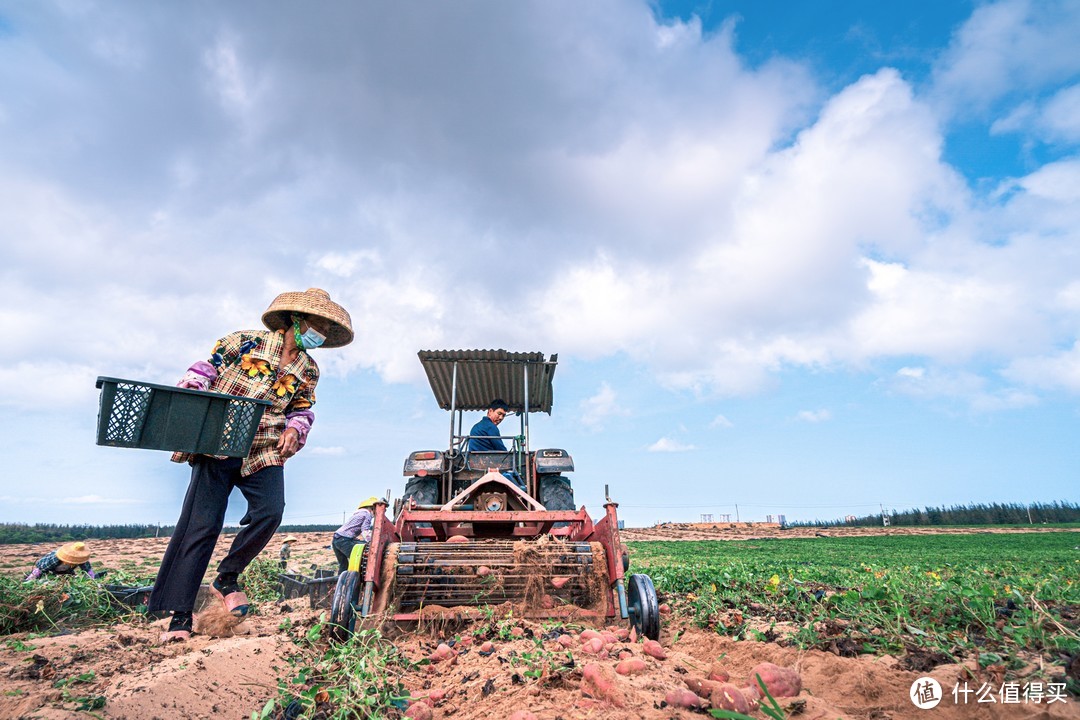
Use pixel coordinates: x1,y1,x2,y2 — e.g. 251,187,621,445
2,1,1078,528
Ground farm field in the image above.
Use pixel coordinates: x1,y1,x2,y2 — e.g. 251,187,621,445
1,527,1077,719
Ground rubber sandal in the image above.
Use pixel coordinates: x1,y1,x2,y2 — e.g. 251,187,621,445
159,612,193,643
159,629,192,643
210,583,250,617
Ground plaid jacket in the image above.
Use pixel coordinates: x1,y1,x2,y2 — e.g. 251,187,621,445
25,551,95,580
171,329,319,476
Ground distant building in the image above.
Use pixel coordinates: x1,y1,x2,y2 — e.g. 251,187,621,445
700,514,713,523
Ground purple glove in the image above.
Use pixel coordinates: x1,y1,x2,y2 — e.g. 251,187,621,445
177,362,215,391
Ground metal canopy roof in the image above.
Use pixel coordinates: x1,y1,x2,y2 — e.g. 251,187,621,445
418,349,558,414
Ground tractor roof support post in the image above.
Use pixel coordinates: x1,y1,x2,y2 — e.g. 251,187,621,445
523,360,530,450
448,360,458,499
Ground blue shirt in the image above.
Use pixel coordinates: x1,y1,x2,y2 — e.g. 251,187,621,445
468,416,507,452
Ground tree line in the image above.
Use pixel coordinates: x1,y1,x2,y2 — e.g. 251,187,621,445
0,522,338,545
799,500,1080,528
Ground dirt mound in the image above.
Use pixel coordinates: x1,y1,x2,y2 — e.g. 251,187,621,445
2,531,1078,719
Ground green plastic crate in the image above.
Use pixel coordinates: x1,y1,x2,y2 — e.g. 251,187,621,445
95,377,271,457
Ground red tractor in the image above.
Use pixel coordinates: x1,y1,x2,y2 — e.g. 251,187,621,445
330,350,659,639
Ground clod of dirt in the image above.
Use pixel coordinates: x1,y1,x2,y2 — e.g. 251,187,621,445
194,603,244,638
642,639,667,660
581,662,623,706
711,683,750,714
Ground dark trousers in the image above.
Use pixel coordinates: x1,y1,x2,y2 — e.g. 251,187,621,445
332,533,365,573
149,457,285,613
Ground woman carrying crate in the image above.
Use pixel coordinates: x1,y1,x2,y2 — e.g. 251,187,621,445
150,288,353,643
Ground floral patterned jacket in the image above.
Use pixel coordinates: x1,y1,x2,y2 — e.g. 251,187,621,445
171,328,319,476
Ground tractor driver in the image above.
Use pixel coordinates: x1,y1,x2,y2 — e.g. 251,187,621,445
468,399,510,452
468,399,526,490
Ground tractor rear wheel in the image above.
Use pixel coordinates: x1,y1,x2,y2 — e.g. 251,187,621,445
401,476,438,527
539,475,574,527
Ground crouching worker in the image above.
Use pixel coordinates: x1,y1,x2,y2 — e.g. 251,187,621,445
149,288,354,643
24,542,101,581
279,535,298,570
333,497,381,573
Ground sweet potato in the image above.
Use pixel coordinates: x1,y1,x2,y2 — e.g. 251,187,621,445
711,683,750,714
578,629,602,643
664,689,707,709
684,676,721,699
707,662,730,683
739,685,761,711
446,535,468,543
615,657,647,675
557,634,575,649
746,661,802,698
658,603,672,615
582,637,606,654
405,701,433,720
601,631,619,645
478,641,495,655
642,639,667,660
428,643,456,663
477,566,492,576
551,576,570,589
581,662,623,706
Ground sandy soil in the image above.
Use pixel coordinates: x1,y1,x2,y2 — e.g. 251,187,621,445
2,527,1077,719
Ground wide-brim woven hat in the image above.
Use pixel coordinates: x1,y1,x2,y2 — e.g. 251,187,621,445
56,541,90,564
282,535,299,543
262,288,354,348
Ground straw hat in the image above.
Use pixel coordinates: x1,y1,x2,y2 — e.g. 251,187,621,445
282,535,299,543
56,541,90,565
357,496,383,509
262,288,354,348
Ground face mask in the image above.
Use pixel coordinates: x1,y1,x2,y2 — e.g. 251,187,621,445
298,326,326,350
292,316,327,350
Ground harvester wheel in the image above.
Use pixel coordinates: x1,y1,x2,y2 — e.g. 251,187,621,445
539,475,574,527
329,570,361,641
627,573,660,641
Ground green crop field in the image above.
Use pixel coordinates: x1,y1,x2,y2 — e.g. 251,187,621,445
630,532,1080,686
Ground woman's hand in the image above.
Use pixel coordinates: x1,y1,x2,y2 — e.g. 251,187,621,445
278,427,301,458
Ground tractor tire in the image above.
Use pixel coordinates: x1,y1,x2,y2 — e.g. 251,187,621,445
401,476,438,528
539,475,575,527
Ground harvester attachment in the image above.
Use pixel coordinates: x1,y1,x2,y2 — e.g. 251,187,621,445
329,480,659,639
